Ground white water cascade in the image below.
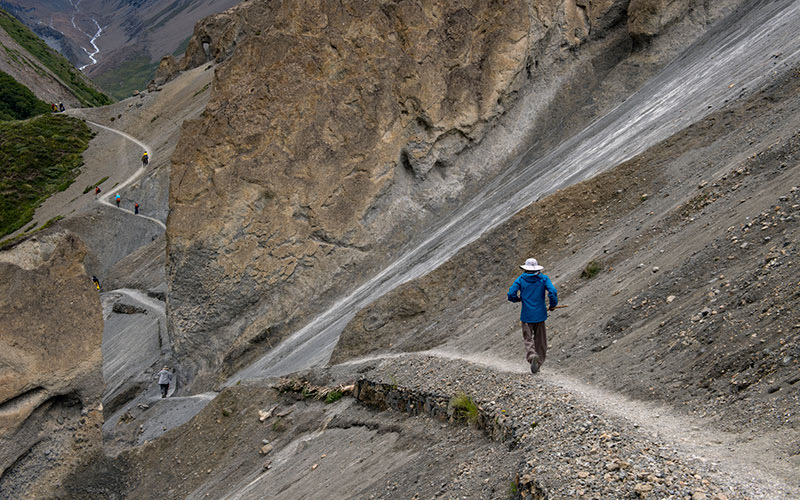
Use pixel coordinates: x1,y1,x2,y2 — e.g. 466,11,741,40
77,19,102,70
67,0,103,71
228,0,800,383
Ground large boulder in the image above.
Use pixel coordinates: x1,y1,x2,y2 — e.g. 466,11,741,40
153,55,180,86
0,232,104,498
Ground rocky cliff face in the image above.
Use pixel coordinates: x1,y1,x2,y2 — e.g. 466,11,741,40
0,232,105,498
166,0,735,389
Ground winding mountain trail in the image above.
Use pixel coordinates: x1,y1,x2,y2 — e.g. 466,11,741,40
82,119,166,230
336,348,799,500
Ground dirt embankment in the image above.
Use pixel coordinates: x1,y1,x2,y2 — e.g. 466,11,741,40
62,381,525,500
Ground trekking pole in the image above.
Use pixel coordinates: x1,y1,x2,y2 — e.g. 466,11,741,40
553,305,568,309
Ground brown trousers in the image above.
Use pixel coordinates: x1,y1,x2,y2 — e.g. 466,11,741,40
521,322,547,364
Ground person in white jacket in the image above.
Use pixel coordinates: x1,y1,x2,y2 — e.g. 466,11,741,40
156,366,173,398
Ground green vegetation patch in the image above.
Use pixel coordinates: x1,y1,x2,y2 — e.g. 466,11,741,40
0,114,92,236
0,70,51,120
580,260,603,279
324,390,343,404
92,55,159,101
450,393,479,425
192,82,210,98
0,215,64,250
82,175,108,194
0,9,111,107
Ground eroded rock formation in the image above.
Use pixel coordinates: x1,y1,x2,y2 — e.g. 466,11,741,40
166,0,735,388
0,232,104,498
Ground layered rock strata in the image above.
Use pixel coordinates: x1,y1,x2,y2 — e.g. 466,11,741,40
0,232,104,499
166,0,738,389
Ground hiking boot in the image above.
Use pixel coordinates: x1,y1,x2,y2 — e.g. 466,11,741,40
530,358,541,374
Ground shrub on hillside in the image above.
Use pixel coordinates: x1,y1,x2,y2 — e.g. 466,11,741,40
0,114,92,236
580,260,603,279
0,71,51,121
0,9,111,107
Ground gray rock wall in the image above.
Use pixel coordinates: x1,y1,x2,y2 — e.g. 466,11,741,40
165,0,744,390
0,232,104,499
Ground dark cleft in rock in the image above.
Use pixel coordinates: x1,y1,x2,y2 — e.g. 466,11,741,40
112,302,148,315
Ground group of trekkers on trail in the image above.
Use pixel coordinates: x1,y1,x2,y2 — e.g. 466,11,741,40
508,258,559,374
92,151,149,214
50,102,65,112
112,193,140,214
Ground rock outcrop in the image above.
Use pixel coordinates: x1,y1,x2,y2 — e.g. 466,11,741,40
166,0,742,389
0,232,104,498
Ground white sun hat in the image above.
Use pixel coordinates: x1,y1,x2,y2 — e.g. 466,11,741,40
519,258,544,271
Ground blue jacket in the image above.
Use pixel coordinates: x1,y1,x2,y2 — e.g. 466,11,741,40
507,272,558,323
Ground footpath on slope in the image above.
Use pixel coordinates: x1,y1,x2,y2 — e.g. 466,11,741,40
86,120,165,230
329,350,798,500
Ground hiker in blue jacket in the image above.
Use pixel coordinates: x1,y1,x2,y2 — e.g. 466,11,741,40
507,258,558,373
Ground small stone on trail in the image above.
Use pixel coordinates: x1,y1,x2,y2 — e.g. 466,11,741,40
311,463,319,470
260,444,273,455
666,295,676,304
652,266,659,273
634,483,654,494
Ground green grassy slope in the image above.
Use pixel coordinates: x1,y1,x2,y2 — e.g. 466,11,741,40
0,114,93,236
0,9,112,107
92,54,159,100
0,70,52,119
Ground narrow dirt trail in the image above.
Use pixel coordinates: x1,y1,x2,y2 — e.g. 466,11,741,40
82,120,166,230
336,348,798,499
114,287,166,315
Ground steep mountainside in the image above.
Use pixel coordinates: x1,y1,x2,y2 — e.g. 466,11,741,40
1,0,239,98
0,9,109,107
165,0,743,391
333,56,800,484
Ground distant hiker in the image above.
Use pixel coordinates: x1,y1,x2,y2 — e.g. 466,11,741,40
141,151,149,166
115,193,121,207
156,366,172,398
94,186,101,198
51,103,57,112
59,102,65,112
134,202,139,214
91,275,100,291
507,258,558,374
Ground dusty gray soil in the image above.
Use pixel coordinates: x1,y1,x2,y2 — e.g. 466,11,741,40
331,63,800,497
63,383,525,500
